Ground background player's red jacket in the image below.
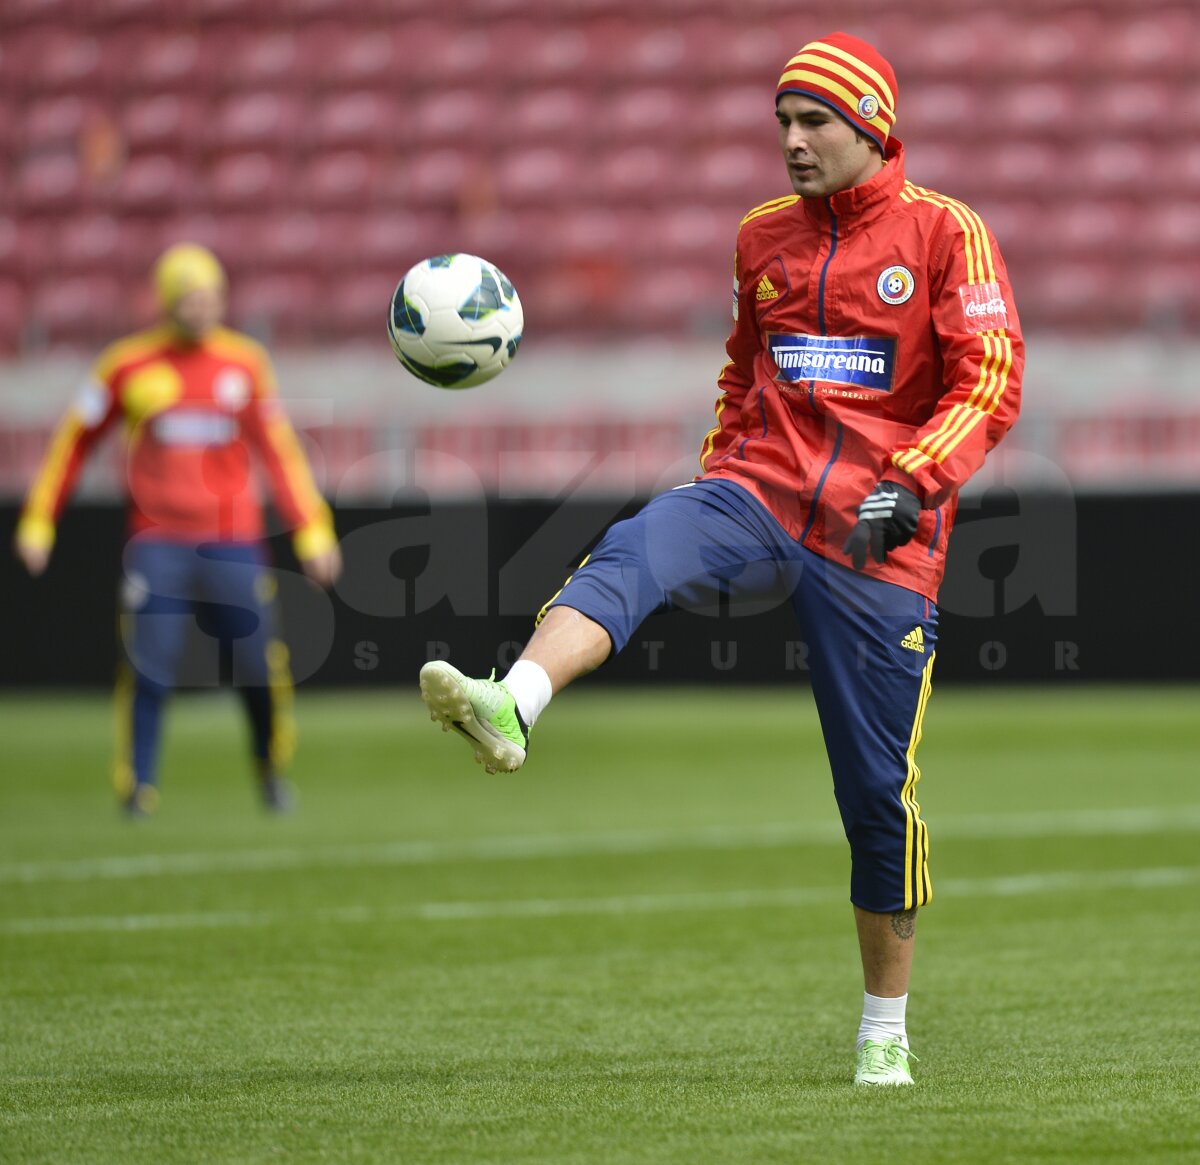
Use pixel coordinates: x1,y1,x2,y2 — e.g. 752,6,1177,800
18,325,335,559
701,141,1024,601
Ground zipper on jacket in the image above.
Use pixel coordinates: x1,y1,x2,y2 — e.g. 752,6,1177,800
800,199,843,545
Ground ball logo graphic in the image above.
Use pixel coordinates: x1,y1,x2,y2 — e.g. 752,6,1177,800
877,265,915,305
858,94,880,120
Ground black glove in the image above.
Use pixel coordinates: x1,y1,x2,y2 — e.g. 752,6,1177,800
842,480,922,570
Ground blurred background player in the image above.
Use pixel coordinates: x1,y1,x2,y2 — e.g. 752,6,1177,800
13,243,341,816
421,32,1023,1085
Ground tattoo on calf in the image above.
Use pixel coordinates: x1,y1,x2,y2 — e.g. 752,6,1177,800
890,908,917,940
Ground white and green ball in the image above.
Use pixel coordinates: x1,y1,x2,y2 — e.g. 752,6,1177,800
387,253,523,389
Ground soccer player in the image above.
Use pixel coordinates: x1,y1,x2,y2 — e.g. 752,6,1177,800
14,243,341,816
420,32,1023,1084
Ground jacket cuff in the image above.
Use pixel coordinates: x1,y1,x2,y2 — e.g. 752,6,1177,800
16,513,56,552
881,467,926,506
293,517,336,561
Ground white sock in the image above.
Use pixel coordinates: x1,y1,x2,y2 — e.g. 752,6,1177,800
857,991,908,1050
501,660,553,727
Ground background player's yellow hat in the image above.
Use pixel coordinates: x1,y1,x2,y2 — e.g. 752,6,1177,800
153,243,226,309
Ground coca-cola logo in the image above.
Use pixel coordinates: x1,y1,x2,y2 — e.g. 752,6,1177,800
958,281,1010,332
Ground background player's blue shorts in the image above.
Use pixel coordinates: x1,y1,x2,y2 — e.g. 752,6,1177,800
548,478,939,913
121,537,280,691
115,537,289,790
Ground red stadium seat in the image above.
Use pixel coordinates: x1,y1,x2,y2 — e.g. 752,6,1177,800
229,273,320,343
507,87,590,144
1089,81,1177,138
14,153,83,211
56,213,125,274
310,26,400,88
494,146,582,207
1050,201,1144,257
220,29,302,89
310,91,395,149
1098,12,1199,76
115,153,197,212
211,92,306,151
0,280,26,355
297,151,382,209
120,30,207,92
119,94,206,151
24,96,89,151
20,29,104,93
992,83,1075,139
29,274,128,346
208,151,289,210
594,145,681,205
1073,140,1161,197
708,85,771,142
607,87,691,142
1143,202,1200,255
412,90,482,144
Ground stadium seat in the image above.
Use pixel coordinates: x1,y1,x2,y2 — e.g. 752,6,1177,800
707,85,772,141
208,151,288,210
229,273,320,344
56,213,124,274
594,145,681,205
1089,81,1177,137
1098,12,1198,75
412,89,483,144
310,25,400,87
23,95,88,151
121,30,206,91
220,29,301,89
607,87,691,142
114,153,198,212
507,86,591,144
29,274,128,346
297,150,381,209
992,82,1075,139
120,94,206,151
310,91,396,149
14,152,83,211
211,92,306,151
493,146,581,207
0,280,26,355
20,29,103,93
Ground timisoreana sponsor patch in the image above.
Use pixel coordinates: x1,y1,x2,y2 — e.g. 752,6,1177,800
767,334,897,392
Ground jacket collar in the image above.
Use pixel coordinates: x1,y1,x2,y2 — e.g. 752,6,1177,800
802,139,906,228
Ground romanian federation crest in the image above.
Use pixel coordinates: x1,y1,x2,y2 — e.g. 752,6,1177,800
877,265,915,305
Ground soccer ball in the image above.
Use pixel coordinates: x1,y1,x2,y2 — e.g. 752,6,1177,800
387,253,523,389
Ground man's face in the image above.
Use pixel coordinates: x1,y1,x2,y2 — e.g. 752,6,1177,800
776,94,883,199
167,286,225,339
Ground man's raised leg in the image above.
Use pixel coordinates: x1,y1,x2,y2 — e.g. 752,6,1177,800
419,606,611,773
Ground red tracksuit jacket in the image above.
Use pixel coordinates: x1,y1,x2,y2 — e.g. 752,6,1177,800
700,140,1024,601
18,325,335,560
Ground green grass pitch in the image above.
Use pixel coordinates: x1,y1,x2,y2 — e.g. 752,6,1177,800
1,685,1198,1164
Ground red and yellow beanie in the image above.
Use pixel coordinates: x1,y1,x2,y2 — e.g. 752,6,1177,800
776,32,898,151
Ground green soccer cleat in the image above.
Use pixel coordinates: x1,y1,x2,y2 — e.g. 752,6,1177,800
419,661,529,774
854,1038,918,1086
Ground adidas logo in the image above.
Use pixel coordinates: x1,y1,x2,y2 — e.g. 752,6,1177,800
901,626,926,653
756,275,779,302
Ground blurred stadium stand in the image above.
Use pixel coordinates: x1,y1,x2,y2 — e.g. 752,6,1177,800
1,0,1197,349
1,0,1198,505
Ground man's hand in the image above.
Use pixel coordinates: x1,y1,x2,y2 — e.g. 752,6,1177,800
15,538,51,577
842,480,922,570
300,544,342,589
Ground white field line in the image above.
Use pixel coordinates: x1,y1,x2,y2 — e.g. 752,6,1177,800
3,865,1199,936
3,804,1200,887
